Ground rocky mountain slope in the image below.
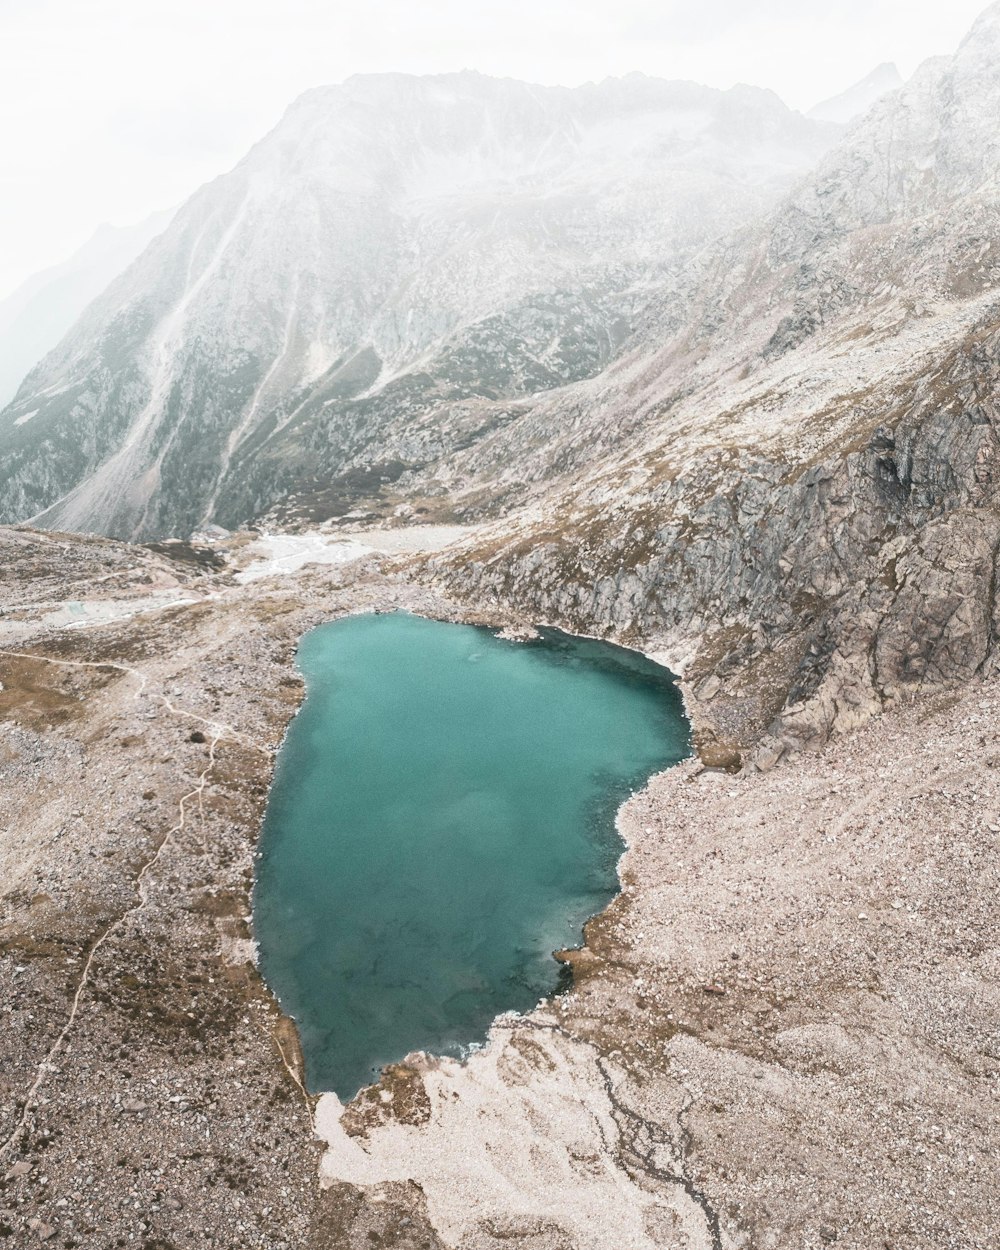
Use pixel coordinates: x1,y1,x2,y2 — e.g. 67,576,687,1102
423,1,1000,766
0,73,837,539
0,209,174,408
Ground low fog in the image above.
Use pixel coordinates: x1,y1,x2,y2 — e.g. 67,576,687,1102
0,0,988,299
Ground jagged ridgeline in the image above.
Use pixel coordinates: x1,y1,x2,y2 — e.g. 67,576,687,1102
0,72,838,539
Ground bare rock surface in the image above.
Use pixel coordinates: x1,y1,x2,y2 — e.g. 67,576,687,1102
0,526,470,1248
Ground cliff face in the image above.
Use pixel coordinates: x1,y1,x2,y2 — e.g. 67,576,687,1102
434,320,1000,764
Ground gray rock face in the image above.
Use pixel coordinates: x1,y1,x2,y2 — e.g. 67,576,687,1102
437,323,1000,763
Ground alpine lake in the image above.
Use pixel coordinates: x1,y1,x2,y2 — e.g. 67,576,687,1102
254,612,690,1099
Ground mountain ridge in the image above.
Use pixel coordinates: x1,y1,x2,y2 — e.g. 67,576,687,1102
0,70,839,539
807,61,903,124
0,208,174,408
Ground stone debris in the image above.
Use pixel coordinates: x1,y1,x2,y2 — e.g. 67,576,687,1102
317,609,1000,1249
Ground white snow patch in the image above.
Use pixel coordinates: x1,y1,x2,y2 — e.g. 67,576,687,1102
234,524,476,583
234,533,373,583
337,524,478,552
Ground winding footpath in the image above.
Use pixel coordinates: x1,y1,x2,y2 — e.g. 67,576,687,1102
0,646,265,1160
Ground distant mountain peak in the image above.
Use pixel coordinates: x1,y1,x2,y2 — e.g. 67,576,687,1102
0,208,175,409
807,61,903,125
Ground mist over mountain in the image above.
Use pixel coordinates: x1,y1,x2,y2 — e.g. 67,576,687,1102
0,209,174,409
807,61,903,124
0,71,838,539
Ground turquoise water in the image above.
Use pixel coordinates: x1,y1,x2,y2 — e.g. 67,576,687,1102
254,613,689,1098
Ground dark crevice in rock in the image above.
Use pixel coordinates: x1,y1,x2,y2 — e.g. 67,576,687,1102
594,1056,725,1250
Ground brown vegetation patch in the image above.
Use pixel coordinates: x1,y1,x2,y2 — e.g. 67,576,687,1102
505,1032,560,1076
697,741,743,772
308,1180,447,1249
144,540,226,572
0,656,114,727
247,597,303,622
35,625,155,666
89,946,258,1057
0,933,80,961
187,889,244,920
340,1063,433,1138
273,1015,308,1092
207,742,272,802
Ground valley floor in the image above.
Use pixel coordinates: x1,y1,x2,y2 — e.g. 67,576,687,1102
0,526,996,1249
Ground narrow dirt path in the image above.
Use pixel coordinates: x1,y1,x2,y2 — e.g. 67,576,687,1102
0,646,267,1159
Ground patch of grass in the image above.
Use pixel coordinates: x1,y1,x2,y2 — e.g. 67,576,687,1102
0,656,114,727
341,1063,432,1138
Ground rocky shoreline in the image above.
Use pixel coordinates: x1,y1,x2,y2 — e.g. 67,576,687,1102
314,670,1000,1250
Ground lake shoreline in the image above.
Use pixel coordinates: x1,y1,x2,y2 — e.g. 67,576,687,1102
2,526,996,1247
255,611,689,1100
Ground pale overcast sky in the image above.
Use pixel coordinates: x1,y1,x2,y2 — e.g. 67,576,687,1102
0,0,989,300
